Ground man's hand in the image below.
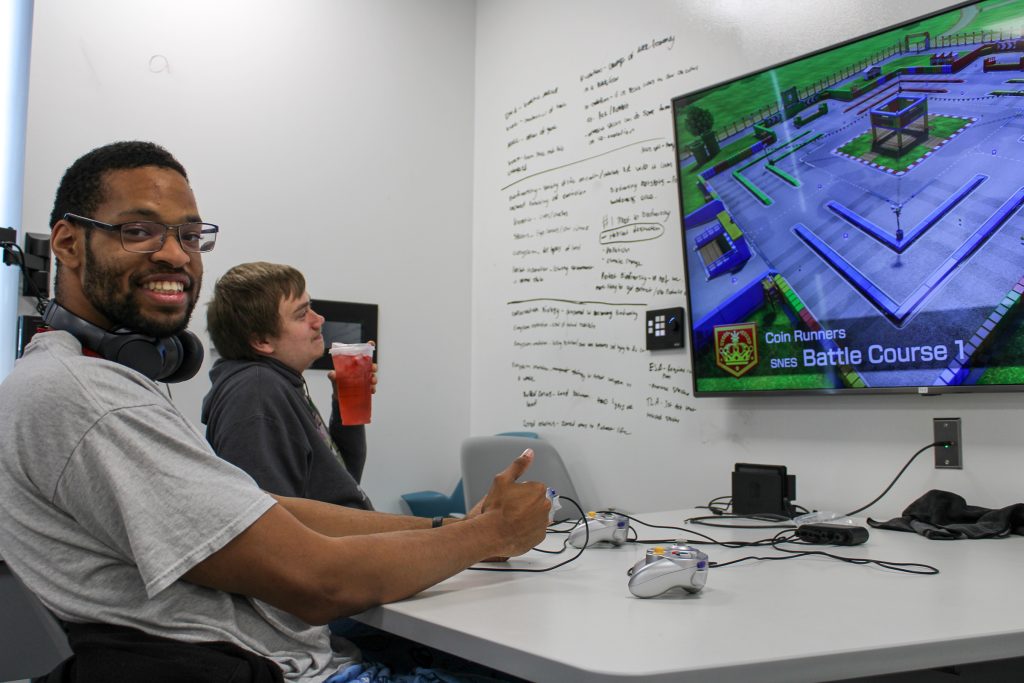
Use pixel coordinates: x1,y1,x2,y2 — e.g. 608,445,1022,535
477,449,550,558
327,366,378,395
186,449,550,622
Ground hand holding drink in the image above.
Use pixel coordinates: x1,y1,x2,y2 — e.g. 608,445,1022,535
329,342,375,425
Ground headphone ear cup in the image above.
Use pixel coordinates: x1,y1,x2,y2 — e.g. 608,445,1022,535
160,329,204,384
44,299,204,382
98,333,167,380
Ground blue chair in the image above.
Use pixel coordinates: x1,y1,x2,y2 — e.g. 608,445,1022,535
399,432,538,518
400,479,467,518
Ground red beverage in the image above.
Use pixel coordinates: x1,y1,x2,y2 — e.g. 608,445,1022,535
332,352,373,425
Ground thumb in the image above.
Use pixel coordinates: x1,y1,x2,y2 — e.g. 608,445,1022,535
495,448,534,484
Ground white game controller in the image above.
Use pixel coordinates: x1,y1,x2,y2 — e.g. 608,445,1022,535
546,488,561,522
627,544,709,598
568,511,629,548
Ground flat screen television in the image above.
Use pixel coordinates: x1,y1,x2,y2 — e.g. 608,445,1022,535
308,299,378,371
672,0,1024,397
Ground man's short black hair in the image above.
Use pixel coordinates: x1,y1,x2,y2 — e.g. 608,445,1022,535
49,141,188,228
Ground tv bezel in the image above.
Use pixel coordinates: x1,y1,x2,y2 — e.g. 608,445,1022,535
309,299,379,371
670,0,1023,398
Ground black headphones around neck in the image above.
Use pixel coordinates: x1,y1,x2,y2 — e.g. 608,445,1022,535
42,300,204,383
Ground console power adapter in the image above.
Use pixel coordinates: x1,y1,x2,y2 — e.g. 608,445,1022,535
795,523,869,546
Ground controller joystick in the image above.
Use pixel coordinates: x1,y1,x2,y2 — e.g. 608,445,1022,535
568,511,628,548
546,488,561,523
627,544,709,598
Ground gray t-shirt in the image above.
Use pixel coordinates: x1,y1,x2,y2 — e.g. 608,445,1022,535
0,331,357,681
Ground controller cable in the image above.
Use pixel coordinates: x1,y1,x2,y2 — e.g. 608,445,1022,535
687,495,806,528
844,440,945,517
686,439,945,527
684,513,797,529
696,495,732,515
709,530,939,575
466,498,940,575
538,520,578,552
468,495,589,573
600,511,939,575
542,510,782,550
599,511,782,549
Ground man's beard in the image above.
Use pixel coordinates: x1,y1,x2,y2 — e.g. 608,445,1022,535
82,237,200,338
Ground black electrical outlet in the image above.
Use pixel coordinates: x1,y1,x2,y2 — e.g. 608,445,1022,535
933,418,962,469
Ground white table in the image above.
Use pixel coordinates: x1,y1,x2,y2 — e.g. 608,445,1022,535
353,510,1024,682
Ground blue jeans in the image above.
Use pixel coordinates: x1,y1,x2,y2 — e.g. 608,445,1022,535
325,619,525,683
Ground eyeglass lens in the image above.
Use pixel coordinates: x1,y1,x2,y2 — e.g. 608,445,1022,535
120,222,217,253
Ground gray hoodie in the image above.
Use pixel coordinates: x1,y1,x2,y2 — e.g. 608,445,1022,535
201,356,372,510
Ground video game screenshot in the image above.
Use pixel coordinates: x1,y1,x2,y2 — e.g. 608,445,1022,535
674,0,1024,395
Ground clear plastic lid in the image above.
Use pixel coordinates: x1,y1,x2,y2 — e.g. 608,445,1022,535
329,342,374,357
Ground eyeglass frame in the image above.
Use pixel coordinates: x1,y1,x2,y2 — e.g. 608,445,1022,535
62,212,219,254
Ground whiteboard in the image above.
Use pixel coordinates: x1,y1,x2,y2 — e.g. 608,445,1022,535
471,0,1024,517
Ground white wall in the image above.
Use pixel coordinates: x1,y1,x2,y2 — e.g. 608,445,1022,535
22,0,476,512
21,0,1024,524
472,0,1024,521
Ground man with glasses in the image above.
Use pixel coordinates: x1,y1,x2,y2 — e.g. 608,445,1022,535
0,141,549,682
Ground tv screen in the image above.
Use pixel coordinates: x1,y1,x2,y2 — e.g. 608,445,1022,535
308,299,378,371
673,0,1024,396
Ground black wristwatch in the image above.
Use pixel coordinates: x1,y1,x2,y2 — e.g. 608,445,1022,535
431,516,445,528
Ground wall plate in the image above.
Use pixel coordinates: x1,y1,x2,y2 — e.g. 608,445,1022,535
646,307,685,350
933,418,962,469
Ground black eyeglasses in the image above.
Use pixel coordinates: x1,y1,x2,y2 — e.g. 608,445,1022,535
63,212,219,254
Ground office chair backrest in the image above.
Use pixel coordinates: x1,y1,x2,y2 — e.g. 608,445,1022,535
460,435,582,522
0,561,71,679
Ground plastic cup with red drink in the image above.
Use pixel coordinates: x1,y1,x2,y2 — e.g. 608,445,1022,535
329,342,374,425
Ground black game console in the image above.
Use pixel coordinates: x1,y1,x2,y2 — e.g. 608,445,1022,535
731,463,797,517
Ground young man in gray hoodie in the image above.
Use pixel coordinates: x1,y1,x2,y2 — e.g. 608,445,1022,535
203,262,373,510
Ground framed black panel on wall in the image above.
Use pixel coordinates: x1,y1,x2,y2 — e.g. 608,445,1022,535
310,299,379,370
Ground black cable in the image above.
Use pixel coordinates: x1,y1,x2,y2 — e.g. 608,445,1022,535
695,495,731,515
709,530,939,575
686,513,796,529
610,512,938,574
595,510,778,549
1,241,48,314
469,503,940,576
844,440,944,517
535,521,573,554
692,493,799,527
468,495,588,572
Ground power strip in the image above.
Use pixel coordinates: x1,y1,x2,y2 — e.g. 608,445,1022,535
795,523,869,546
